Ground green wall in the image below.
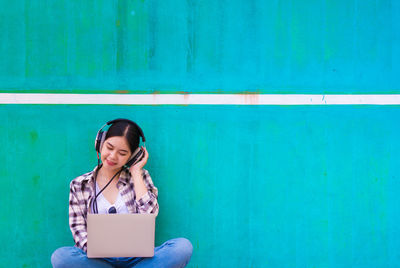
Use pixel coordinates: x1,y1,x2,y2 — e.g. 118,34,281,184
0,0,399,94
1,105,400,267
1,0,400,267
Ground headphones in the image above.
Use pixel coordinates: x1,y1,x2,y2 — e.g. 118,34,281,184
95,118,146,168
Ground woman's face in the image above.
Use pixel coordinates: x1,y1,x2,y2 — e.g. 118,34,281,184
100,136,132,171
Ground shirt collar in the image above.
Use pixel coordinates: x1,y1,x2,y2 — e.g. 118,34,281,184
118,168,131,184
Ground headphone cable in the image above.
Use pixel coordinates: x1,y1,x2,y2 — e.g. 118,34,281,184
93,164,123,214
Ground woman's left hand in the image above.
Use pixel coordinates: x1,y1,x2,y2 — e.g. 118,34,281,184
129,146,148,174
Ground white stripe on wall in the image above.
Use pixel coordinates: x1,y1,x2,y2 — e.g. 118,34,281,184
1,93,400,105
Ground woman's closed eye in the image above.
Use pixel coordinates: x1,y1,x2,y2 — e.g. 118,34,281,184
107,147,127,156
105,141,129,156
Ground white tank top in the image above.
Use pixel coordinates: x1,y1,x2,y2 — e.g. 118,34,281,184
91,182,130,214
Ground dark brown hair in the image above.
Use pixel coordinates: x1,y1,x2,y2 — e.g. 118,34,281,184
104,121,140,153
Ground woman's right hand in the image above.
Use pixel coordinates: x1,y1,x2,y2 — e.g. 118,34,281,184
129,146,148,174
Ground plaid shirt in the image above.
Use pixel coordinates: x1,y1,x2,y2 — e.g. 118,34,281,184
69,166,159,252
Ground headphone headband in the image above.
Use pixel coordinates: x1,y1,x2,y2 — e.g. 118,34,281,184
106,118,146,142
95,118,145,153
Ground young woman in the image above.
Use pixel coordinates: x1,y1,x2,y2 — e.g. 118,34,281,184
51,119,193,267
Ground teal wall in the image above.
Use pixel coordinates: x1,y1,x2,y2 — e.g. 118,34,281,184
1,0,400,267
0,0,399,93
1,105,400,267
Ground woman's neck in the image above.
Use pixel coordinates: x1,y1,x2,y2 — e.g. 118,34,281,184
97,166,121,184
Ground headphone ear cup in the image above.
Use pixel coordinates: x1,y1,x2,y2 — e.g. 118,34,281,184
125,148,143,168
95,131,107,153
95,131,102,152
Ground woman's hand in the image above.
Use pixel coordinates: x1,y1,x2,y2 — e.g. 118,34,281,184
129,147,150,199
129,146,148,174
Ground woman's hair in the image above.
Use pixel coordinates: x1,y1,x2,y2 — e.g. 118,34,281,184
104,121,140,153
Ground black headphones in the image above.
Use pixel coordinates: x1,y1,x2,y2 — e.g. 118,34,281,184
95,118,146,168
92,118,146,214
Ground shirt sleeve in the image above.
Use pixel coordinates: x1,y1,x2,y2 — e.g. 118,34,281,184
135,169,159,215
69,181,88,252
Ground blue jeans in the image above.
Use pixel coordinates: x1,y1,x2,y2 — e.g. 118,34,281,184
51,238,193,268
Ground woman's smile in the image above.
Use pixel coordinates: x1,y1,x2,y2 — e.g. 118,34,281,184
105,159,116,166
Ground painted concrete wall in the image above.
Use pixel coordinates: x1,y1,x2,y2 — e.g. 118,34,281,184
2,105,400,267
0,0,399,94
1,0,400,267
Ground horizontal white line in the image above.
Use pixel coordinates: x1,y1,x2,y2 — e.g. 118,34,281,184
1,93,400,105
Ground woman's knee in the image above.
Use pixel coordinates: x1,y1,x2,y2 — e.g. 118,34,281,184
172,237,193,261
51,246,83,268
51,247,70,267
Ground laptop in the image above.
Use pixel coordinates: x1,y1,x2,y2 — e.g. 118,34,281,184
87,213,156,258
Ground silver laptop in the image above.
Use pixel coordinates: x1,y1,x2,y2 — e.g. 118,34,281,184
87,213,156,258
